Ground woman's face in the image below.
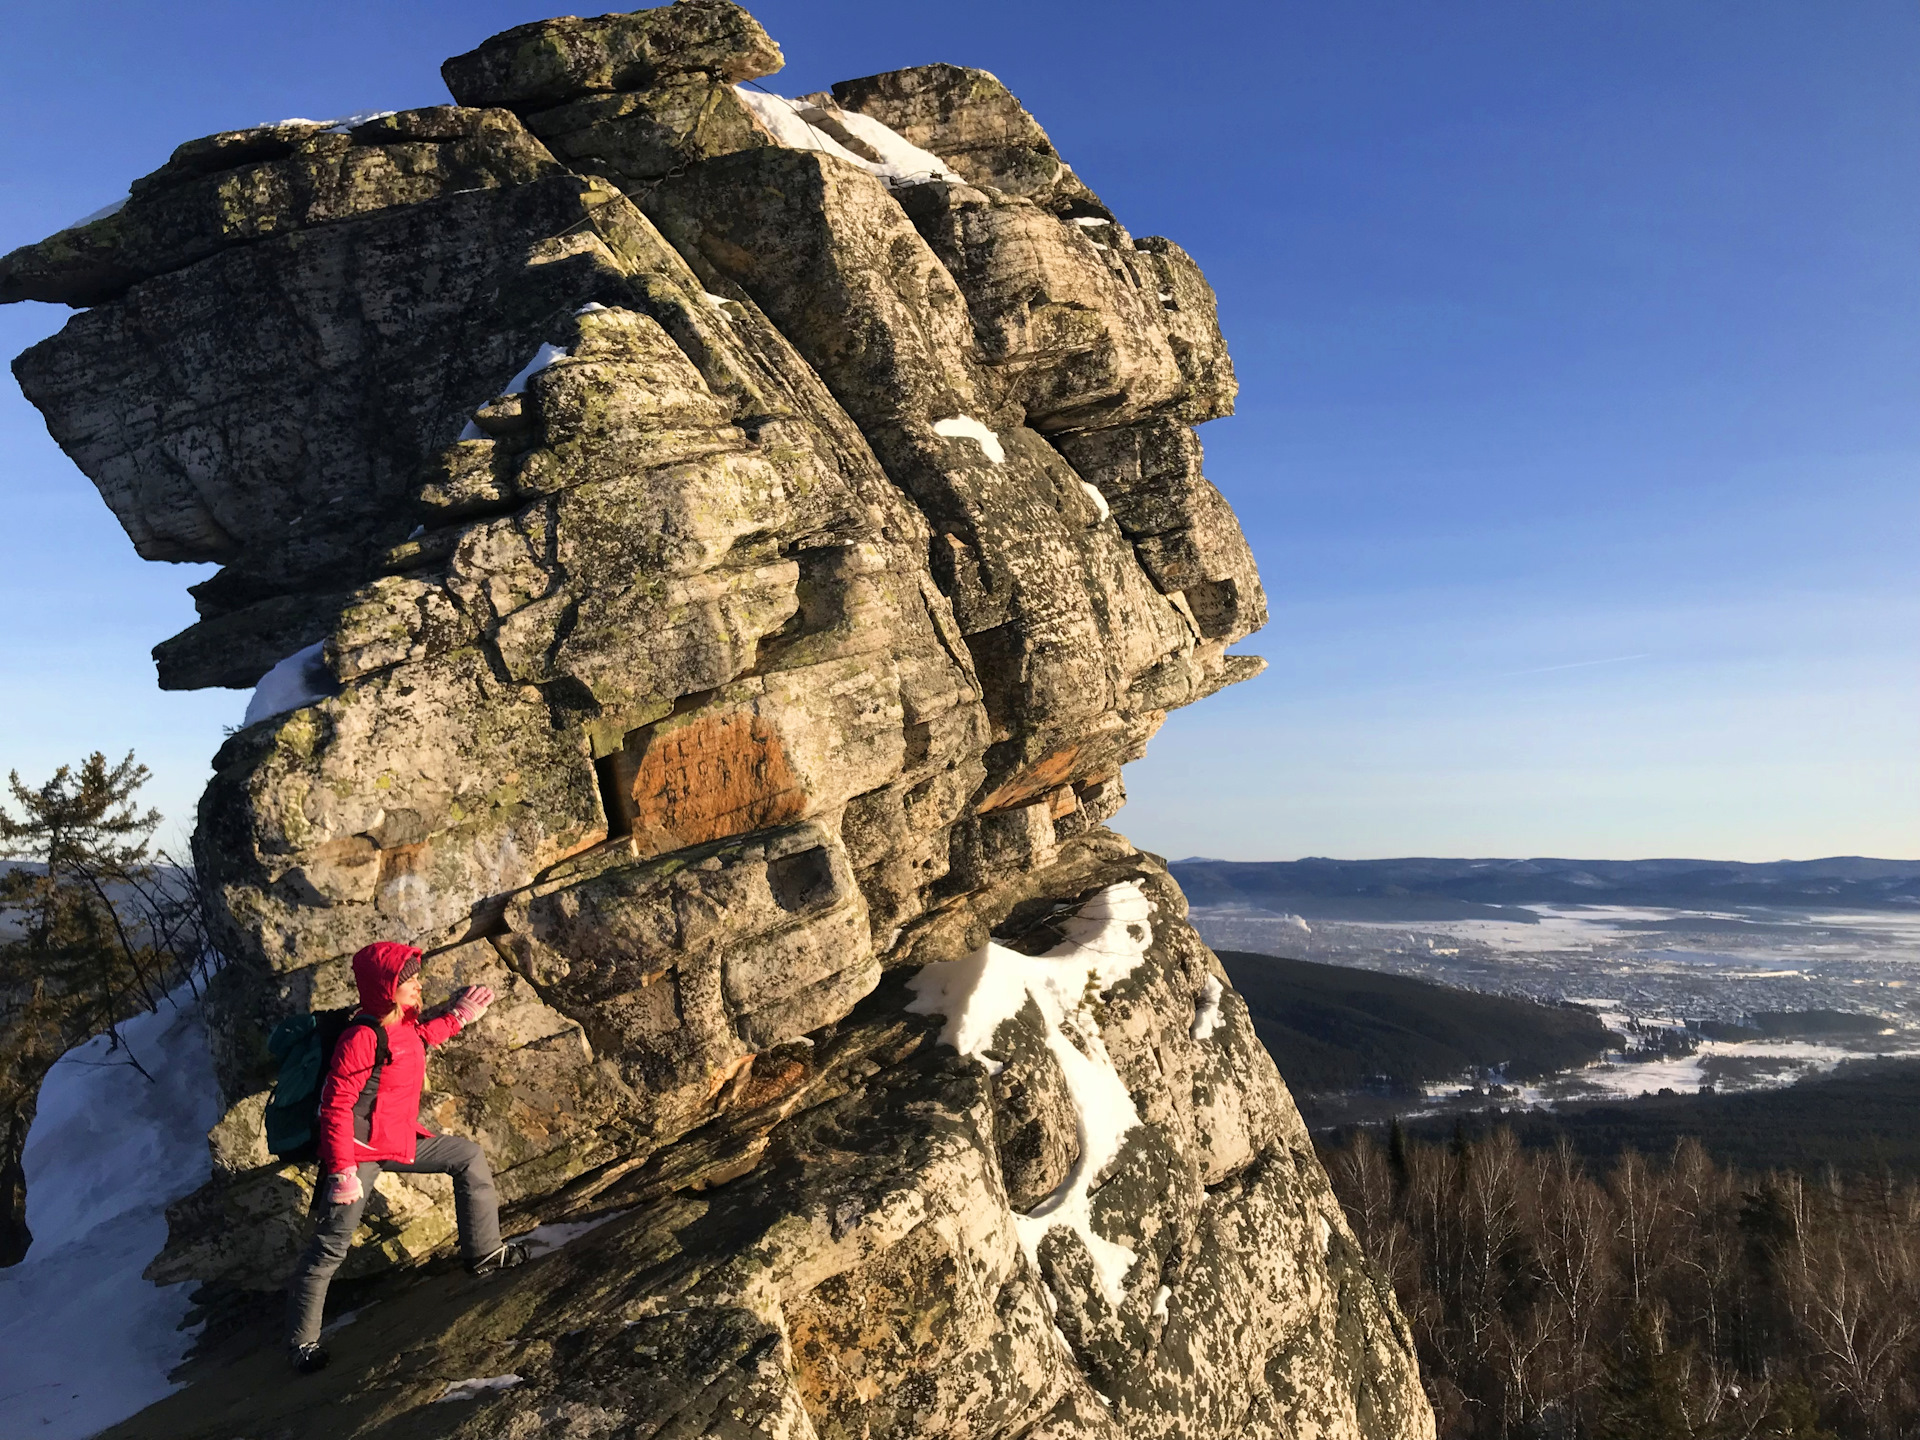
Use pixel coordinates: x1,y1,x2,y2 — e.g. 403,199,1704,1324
395,975,423,1011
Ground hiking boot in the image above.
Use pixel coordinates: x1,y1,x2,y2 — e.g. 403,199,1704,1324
290,1342,330,1375
468,1241,531,1275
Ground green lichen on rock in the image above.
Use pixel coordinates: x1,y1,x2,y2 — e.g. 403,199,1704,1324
442,0,784,112
0,109,560,307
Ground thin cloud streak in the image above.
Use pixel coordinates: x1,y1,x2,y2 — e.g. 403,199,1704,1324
1501,653,1651,677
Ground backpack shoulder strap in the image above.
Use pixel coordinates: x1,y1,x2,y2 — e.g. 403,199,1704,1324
346,1013,392,1071
340,1015,392,1144
368,1013,395,1075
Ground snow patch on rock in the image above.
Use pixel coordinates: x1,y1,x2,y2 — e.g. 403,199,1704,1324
1080,480,1111,523
323,110,397,134
519,1207,632,1257
0,986,221,1440
736,86,870,165
459,341,570,438
243,640,337,727
932,416,1005,464
907,882,1156,1302
438,1375,524,1403
828,106,961,184
735,87,959,187
1190,974,1224,1040
321,1303,374,1336
501,344,569,395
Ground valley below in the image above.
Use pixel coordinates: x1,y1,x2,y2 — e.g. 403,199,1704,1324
1178,856,1920,1143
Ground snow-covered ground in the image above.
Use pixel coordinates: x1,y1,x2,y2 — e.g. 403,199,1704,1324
0,986,220,1439
1421,1036,1889,1110
1192,901,1920,1108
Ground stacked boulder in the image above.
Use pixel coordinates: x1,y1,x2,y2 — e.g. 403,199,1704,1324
4,5,1430,1437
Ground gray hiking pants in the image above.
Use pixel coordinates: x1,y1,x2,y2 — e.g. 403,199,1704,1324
286,1133,501,1347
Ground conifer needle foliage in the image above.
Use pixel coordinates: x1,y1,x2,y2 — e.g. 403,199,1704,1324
0,752,213,1266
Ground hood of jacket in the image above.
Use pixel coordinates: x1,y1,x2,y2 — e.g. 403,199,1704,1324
351,941,422,1014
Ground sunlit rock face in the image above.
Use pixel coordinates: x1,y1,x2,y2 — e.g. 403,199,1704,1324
5,4,1428,1436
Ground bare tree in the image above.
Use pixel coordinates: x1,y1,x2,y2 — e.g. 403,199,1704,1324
1319,1125,1920,1440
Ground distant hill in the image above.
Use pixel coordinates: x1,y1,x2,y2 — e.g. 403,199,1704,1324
1177,856,1920,920
1215,949,1616,1094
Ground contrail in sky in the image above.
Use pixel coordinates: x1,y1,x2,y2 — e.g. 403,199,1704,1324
1503,653,1651,677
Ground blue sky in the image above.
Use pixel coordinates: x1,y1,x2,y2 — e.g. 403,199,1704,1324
1,0,1914,860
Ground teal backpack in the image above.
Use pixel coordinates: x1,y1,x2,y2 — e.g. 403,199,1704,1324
264,1009,391,1162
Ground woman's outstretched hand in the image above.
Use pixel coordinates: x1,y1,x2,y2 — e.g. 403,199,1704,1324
324,1170,364,1206
449,984,496,1026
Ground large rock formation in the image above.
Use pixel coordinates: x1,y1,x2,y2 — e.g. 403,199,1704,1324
5,5,1431,1436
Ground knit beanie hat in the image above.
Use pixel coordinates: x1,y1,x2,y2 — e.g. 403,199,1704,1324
350,941,425,1013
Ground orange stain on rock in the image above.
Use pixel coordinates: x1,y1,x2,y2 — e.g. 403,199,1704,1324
974,743,1081,814
625,710,809,855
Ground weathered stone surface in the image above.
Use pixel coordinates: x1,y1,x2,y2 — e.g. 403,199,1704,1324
524,76,776,189
443,0,783,112
10,6,1431,1437
832,64,1106,217
641,149,1234,815
14,173,634,574
986,995,1081,1211
1055,421,1269,644
832,67,1236,430
0,108,561,308
897,183,1190,432
1128,238,1238,424
106,860,1426,1440
152,589,357,691
499,820,876,1131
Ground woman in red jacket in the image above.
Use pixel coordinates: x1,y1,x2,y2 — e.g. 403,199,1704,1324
287,940,527,1373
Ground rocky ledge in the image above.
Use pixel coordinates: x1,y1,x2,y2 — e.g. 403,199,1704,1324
6,4,1431,1436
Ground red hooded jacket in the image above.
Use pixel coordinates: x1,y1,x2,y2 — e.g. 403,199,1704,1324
315,942,466,1176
